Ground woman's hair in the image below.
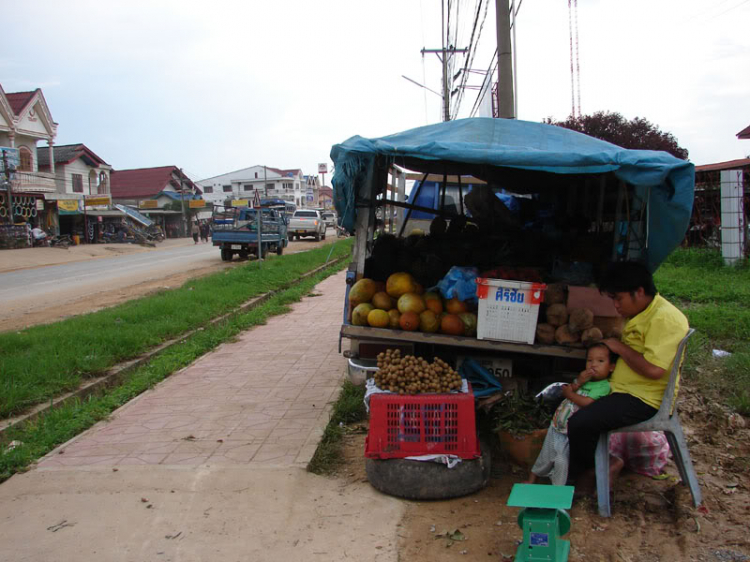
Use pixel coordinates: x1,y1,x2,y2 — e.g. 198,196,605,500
586,342,618,365
598,260,657,297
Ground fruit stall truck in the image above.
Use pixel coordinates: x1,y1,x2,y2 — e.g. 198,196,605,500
330,117,695,387
211,205,288,261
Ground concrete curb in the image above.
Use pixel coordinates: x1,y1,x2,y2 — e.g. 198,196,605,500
0,255,349,441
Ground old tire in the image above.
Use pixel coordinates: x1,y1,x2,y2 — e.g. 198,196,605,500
365,441,491,501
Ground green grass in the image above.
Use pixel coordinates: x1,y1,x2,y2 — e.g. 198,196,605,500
307,380,367,475
0,261,350,482
0,240,353,418
655,249,750,414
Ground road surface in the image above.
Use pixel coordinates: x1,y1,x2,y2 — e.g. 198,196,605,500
0,235,340,332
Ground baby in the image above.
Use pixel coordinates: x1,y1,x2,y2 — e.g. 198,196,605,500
527,343,616,486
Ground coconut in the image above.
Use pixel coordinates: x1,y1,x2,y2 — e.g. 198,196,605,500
535,323,556,345
545,284,567,305
546,304,569,327
581,327,603,345
569,308,594,333
555,324,580,345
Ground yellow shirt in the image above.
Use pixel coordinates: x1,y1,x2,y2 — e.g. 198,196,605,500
610,294,689,409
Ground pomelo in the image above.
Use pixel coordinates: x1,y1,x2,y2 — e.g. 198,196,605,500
440,313,465,336
371,291,394,311
399,311,420,331
424,292,444,314
351,303,374,326
387,308,401,329
367,308,390,328
458,312,478,337
419,310,440,333
386,272,417,298
397,292,426,315
349,278,377,307
445,297,469,314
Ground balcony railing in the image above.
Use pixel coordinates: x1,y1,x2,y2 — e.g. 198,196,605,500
10,171,56,193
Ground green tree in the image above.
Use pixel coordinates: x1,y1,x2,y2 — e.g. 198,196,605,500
544,111,689,160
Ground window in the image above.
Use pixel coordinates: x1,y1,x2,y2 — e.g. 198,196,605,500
254,172,258,179
204,186,213,194
97,171,108,194
72,174,83,193
266,183,274,191
294,182,299,191
243,184,253,191
18,147,32,171
223,185,232,193
283,182,293,191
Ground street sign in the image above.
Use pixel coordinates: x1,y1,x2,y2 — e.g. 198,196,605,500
84,195,111,207
318,163,328,174
253,191,261,208
189,199,206,208
232,199,248,207
139,200,158,209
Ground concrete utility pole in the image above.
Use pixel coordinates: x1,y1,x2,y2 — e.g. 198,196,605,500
258,166,265,264
179,168,188,237
496,0,515,118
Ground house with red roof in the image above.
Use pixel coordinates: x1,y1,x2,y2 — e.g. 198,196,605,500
111,166,202,237
0,84,58,195
197,165,305,207
737,124,750,140
37,143,112,196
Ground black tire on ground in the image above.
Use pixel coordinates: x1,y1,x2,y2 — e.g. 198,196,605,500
314,232,320,242
322,232,326,240
239,250,249,260
261,246,269,259
365,440,491,501
276,243,283,255
220,248,231,261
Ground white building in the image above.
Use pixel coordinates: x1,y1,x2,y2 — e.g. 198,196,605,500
197,165,305,207
37,143,111,197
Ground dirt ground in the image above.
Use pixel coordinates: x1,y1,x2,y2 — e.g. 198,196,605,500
334,386,750,562
1,235,341,332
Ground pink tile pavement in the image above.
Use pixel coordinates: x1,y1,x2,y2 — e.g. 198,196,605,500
38,269,349,469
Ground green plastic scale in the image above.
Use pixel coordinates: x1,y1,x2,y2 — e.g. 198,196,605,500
506,484,574,562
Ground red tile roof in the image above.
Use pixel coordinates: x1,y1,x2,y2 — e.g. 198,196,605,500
695,158,750,172
5,90,37,116
737,124,750,140
111,166,195,199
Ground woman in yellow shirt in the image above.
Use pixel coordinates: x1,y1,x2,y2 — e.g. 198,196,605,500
567,261,689,495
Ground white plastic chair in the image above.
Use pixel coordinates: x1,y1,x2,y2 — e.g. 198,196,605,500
595,328,701,517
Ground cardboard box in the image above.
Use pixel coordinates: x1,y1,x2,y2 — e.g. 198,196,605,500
476,278,546,344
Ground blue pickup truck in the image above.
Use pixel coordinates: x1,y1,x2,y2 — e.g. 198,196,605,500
211,205,288,261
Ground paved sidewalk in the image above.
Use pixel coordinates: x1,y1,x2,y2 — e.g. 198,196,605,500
0,270,404,562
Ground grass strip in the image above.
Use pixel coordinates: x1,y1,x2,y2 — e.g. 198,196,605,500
654,249,750,414
307,380,367,475
0,239,353,418
0,259,348,483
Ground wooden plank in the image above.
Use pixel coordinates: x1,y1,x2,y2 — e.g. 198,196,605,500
340,324,586,359
404,172,487,184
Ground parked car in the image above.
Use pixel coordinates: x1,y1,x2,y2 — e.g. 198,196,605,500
321,211,337,229
288,209,326,241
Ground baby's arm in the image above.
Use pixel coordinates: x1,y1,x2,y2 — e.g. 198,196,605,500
560,369,596,407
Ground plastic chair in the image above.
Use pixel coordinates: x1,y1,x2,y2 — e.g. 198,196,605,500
595,328,701,517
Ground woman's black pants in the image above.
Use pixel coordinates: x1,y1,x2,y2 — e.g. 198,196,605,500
567,392,657,478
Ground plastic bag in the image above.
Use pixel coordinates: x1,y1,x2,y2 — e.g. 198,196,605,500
535,382,566,407
437,266,479,303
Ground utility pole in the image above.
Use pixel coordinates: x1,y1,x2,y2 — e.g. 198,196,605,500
179,168,187,237
421,45,468,121
258,166,265,265
496,0,515,118
1,149,13,220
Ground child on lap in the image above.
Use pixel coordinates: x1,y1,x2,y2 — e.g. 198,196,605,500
527,343,615,485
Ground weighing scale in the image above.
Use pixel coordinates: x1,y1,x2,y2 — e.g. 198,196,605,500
506,484,574,562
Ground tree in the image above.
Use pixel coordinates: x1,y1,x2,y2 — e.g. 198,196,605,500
544,111,689,160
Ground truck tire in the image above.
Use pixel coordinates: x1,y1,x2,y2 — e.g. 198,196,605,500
276,243,283,255
220,248,231,261
322,231,326,240
239,250,249,260
261,246,269,259
365,441,491,501
314,232,321,242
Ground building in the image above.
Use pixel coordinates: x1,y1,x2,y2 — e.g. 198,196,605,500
302,174,320,207
197,165,305,207
110,166,201,238
318,186,333,209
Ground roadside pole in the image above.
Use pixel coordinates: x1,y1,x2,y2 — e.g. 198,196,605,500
1,150,13,219
496,0,516,118
179,169,188,237
258,166,265,266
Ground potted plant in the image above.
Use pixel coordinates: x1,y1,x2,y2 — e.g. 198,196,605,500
492,391,553,469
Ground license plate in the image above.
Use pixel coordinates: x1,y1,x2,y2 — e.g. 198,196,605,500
231,245,242,250
456,356,512,378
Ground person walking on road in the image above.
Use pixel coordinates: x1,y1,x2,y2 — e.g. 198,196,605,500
200,221,210,244
191,221,200,244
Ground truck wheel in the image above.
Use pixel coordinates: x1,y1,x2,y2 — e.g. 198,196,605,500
314,232,321,242
220,248,231,261
261,246,269,259
276,243,283,255
365,441,491,501
322,232,326,240
239,250,249,260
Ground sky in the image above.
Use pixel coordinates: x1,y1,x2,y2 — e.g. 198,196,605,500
2,0,749,184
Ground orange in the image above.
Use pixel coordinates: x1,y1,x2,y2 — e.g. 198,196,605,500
386,272,417,298
445,297,469,314
371,291,394,310
419,310,440,333
440,313,465,335
351,303,374,326
387,309,401,329
424,292,444,314
367,309,390,328
397,293,426,315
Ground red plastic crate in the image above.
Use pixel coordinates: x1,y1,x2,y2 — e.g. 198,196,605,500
365,385,479,460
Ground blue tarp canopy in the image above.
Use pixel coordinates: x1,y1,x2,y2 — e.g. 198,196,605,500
330,117,694,271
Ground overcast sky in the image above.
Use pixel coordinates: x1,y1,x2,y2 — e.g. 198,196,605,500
2,0,748,183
